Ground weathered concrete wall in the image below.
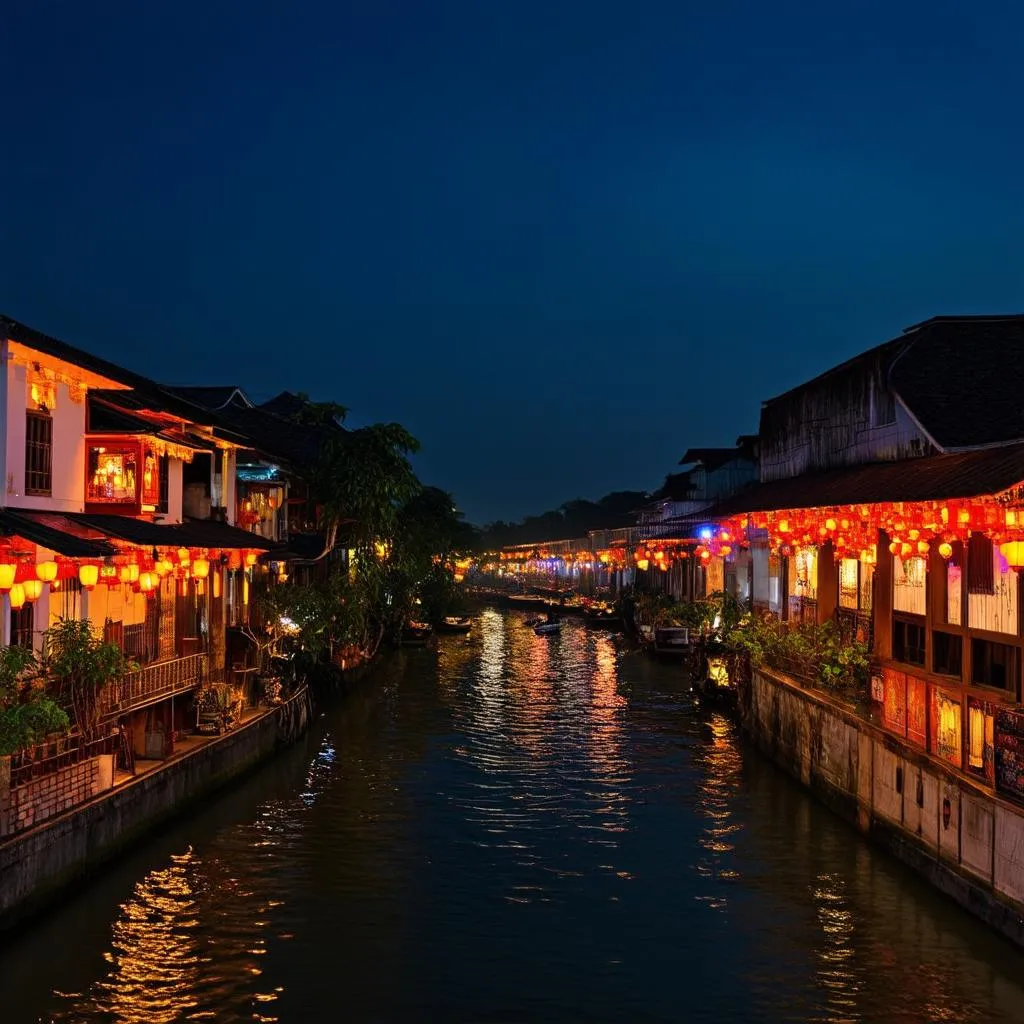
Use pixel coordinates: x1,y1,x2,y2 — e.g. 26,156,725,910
742,669,1024,947
0,687,313,928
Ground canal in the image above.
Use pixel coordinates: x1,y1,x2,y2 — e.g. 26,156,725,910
3,608,1024,1023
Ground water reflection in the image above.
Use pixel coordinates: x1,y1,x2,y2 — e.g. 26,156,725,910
7,610,1024,1023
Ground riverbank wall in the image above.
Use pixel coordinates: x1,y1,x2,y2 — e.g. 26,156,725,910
0,686,313,929
740,668,1024,947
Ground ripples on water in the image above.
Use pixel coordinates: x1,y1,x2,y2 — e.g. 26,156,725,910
5,610,1024,1023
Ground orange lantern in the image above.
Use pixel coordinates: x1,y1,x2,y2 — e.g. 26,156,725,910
119,564,133,583
129,564,139,583
22,579,42,602
139,571,157,593
177,547,190,566
938,541,954,560
36,560,58,583
8,583,25,610
79,564,99,589
0,562,16,591
1000,541,1024,568
245,552,258,567
192,557,210,580
636,558,650,571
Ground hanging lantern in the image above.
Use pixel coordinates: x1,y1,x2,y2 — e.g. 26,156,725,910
36,560,58,583
139,571,157,593
938,541,954,560
177,547,190,566
129,564,139,583
245,552,258,567
8,583,25,610
636,558,650,571
22,579,42,603
79,564,99,589
193,557,210,579
0,562,16,591
917,540,930,555
825,517,837,532
119,564,133,583
1000,541,1024,568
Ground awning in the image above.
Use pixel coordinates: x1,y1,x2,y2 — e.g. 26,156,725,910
44,513,273,551
0,510,116,558
707,443,1024,518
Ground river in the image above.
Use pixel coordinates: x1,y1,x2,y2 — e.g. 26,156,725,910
3,608,1024,1023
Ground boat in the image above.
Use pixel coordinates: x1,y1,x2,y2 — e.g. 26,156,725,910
401,622,435,646
534,621,562,636
524,615,544,627
650,626,693,658
507,594,549,610
436,616,472,635
583,603,621,629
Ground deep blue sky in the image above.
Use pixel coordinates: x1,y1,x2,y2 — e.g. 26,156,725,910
4,2,1024,524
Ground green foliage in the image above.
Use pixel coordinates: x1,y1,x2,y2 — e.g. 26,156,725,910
0,645,69,756
43,618,134,740
726,613,870,693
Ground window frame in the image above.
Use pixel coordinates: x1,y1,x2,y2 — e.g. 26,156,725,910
24,409,53,496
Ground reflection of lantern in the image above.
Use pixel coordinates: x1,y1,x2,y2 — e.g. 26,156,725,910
79,564,99,589
193,558,210,579
0,563,16,590
139,572,157,593
37,560,58,582
22,579,42,602
8,584,25,610
1000,541,1024,568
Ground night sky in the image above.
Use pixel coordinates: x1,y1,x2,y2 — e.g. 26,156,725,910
4,2,1024,524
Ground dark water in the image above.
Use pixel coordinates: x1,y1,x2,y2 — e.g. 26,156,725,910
3,609,1024,1023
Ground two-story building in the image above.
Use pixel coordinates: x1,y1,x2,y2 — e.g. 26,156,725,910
707,314,1024,798
0,316,271,761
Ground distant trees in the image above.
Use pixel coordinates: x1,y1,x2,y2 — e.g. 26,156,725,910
479,490,648,548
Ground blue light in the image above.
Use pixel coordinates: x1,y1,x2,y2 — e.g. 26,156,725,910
699,526,713,540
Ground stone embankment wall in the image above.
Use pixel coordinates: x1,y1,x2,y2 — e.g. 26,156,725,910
0,687,313,927
741,669,1024,947
3,754,115,836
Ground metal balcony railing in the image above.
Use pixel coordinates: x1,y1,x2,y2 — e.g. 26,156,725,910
98,653,207,718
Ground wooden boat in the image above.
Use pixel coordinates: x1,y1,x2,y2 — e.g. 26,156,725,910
534,621,562,636
583,604,621,629
401,622,434,646
507,594,548,610
651,626,692,658
436,616,472,635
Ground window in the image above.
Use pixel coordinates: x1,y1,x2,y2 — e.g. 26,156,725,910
933,631,963,678
87,444,138,505
10,603,33,650
839,558,874,612
25,411,53,495
893,556,926,615
893,616,926,667
972,638,1018,693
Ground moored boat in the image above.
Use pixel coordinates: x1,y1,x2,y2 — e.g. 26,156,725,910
401,622,435,646
583,603,621,629
436,616,472,635
534,621,562,636
650,626,692,658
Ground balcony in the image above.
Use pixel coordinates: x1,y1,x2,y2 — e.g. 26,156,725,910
98,652,207,718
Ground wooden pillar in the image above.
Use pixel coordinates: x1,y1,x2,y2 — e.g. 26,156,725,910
874,530,893,659
817,541,838,624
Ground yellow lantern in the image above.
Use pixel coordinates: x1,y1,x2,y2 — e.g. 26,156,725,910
79,564,99,589
192,557,210,579
36,560,58,583
155,558,173,577
938,541,954,560
22,579,42,603
1000,541,1024,568
139,572,157,593
8,584,25,610
177,547,190,566
245,552,258,567
636,558,650,571
0,563,16,591
129,564,139,583
212,571,221,599
917,540,930,555
119,564,133,583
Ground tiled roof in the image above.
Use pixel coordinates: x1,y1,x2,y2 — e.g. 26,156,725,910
164,386,249,411
891,315,1024,449
46,513,273,551
708,443,1024,517
0,511,116,558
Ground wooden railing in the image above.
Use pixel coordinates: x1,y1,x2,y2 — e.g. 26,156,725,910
99,653,207,718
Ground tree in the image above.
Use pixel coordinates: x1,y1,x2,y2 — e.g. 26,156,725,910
43,619,133,741
0,646,68,756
